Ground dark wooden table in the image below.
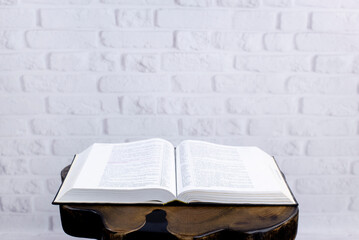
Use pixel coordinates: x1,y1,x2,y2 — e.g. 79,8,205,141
58,166,299,240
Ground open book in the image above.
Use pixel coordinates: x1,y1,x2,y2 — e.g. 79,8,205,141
53,138,296,205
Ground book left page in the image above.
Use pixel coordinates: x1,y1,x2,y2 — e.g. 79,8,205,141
54,138,177,204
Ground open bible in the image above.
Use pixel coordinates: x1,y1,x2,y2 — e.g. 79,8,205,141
53,138,296,205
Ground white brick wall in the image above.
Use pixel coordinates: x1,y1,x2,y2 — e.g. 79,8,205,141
0,0,358,239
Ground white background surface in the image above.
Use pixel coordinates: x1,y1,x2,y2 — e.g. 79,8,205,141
0,0,358,239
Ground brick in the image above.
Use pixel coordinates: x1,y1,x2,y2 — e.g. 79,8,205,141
296,195,349,213
117,9,153,28
353,161,359,175
172,75,213,92
296,33,359,52
280,12,308,31
180,118,214,136
215,119,245,136
0,196,31,213
341,0,359,8
288,118,356,136
26,31,97,49
263,0,291,7
0,139,48,156
212,32,263,51
99,75,169,92
286,75,357,94
23,74,97,92
233,11,277,30
41,9,116,28
34,195,58,212
301,97,358,116
120,96,156,114
31,118,101,136
102,0,175,4
295,0,340,7
0,31,23,49
214,74,286,93
307,139,359,156
0,118,27,136
47,96,108,115
217,0,260,7
314,55,354,73
47,178,61,194
0,96,45,115
156,9,231,29
106,118,178,136
52,138,117,156
281,158,350,175
0,9,35,28
89,52,122,72
0,0,17,5
0,53,46,71
0,215,48,232
264,33,294,51
23,0,91,3
235,55,311,72
49,52,88,71
312,12,359,31
0,178,42,194
101,31,172,48
248,118,286,136
124,53,158,72
162,53,230,71
0,75,21,92
158,97,223,115
227,97,296,114
0,158,28,175
30,157,72,175
296,177,359,194
175,31,211,50
176,0,211,7
350,196,359,210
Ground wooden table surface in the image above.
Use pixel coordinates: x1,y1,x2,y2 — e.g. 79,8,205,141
58,166,299,240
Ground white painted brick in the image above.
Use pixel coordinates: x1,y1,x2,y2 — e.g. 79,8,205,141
162,53,230,72
157,97,223,115
0,53,46,71
296,177,359,194
49,52,88,71
297,33,359,52
280,11,308,31
124,53,158,72
307,139,359,156
212,32,263,51
0,158,28,175
0,215,48,232
263,0,291,7
0,118,27,136
176,0,212,7
89,52,122,72
0,196,31,213
23,74,97,93
235,55,312,72
0,179,42,194
172,74,213,92
353,161,359,175
0,0,17,5
175,31,211,50
30,157,72,176
315,55,355,73
0,96,45,115
41,9,116,28
106,118,178,135
341,0,359,8
31,118,101,136
296,195,349,213
156,9,231,29
312,12,359,31
0,75,21,92
117,9,153,28
248,118,286,136
99,75,170,92
101,31,173,48
26,31,97,49
215,119,245,136
301,97,358,116
295,0,340,8
47,178,61,194
282,158,350,175
0,9,35,28
288,118,357,136
120,96,156,114
214,74,286,93
0,139,48,156
350,196,359,210
102,0,174,4
264,33,294,51
34,195,58,212
52,138,117,156
22,0,91,4
286,75,358,94
227,96,297,115
217,0,260,7
180,118,214,136
233,11,277,30
0,31,23,49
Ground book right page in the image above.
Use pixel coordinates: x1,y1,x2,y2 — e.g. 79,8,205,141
175,140,295,204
